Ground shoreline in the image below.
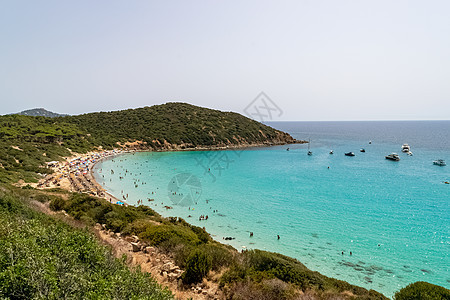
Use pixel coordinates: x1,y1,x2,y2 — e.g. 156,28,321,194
88,148,391,297
48,142,301,248
87,143,449,298
38,140,304,204
37,142,397,297
91,152,244,252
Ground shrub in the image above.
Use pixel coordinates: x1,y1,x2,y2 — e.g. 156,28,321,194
140,224,200,246
79,215,95,226
394,281,450,300
201,243,234,271
182,250,212,284
49,197,66,211
226,278,297,300
105,211,126,232
190,225,211,243
122,219,152,236
33,193,53,203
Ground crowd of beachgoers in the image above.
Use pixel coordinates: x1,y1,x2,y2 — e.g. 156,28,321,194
37,149,127,202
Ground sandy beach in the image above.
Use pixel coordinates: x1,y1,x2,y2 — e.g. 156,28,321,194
37,149,128,205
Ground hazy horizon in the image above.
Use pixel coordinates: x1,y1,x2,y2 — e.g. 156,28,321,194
1,1,449,121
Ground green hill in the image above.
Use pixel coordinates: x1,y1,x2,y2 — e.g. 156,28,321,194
61,102,299,149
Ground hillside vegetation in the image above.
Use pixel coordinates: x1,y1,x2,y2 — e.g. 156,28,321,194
61,102,298,148
394,281,450,300
0,185,173,299
0,115,92,183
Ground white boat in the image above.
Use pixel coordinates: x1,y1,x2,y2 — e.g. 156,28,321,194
407,151,413,156
433,159,446,166
402,144,410,153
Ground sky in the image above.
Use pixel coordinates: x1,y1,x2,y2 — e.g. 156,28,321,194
1,0,449,121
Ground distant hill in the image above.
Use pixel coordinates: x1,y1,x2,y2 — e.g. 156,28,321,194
62,102,301,149
16,108,68,118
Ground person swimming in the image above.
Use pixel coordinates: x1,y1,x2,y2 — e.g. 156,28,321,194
277,235,280,240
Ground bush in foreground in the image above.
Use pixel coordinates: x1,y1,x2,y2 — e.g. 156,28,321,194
182,250,212,284
0,190,173,300
394,281,450,300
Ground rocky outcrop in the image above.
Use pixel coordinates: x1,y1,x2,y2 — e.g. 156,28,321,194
115,135,305,152
94,224,223,300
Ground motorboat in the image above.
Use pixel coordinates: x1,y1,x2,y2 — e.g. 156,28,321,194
345,152,355,156
407,151,413,156
307,138,312,156
329,150,334,154
433,159,446,166
402,144,410,153
360,148,366,153
385,153,400,161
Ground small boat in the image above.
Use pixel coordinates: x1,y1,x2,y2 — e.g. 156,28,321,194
360,148,366,153
329,150,334,154
385,153,400,161
402,144,410,153
307,138,312,156
345,152,355,156
407,151,413,156
433,159,446,166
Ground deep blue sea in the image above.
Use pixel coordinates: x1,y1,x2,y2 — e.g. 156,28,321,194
93,121,450,297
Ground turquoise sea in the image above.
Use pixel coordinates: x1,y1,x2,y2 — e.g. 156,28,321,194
93,121,450,297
